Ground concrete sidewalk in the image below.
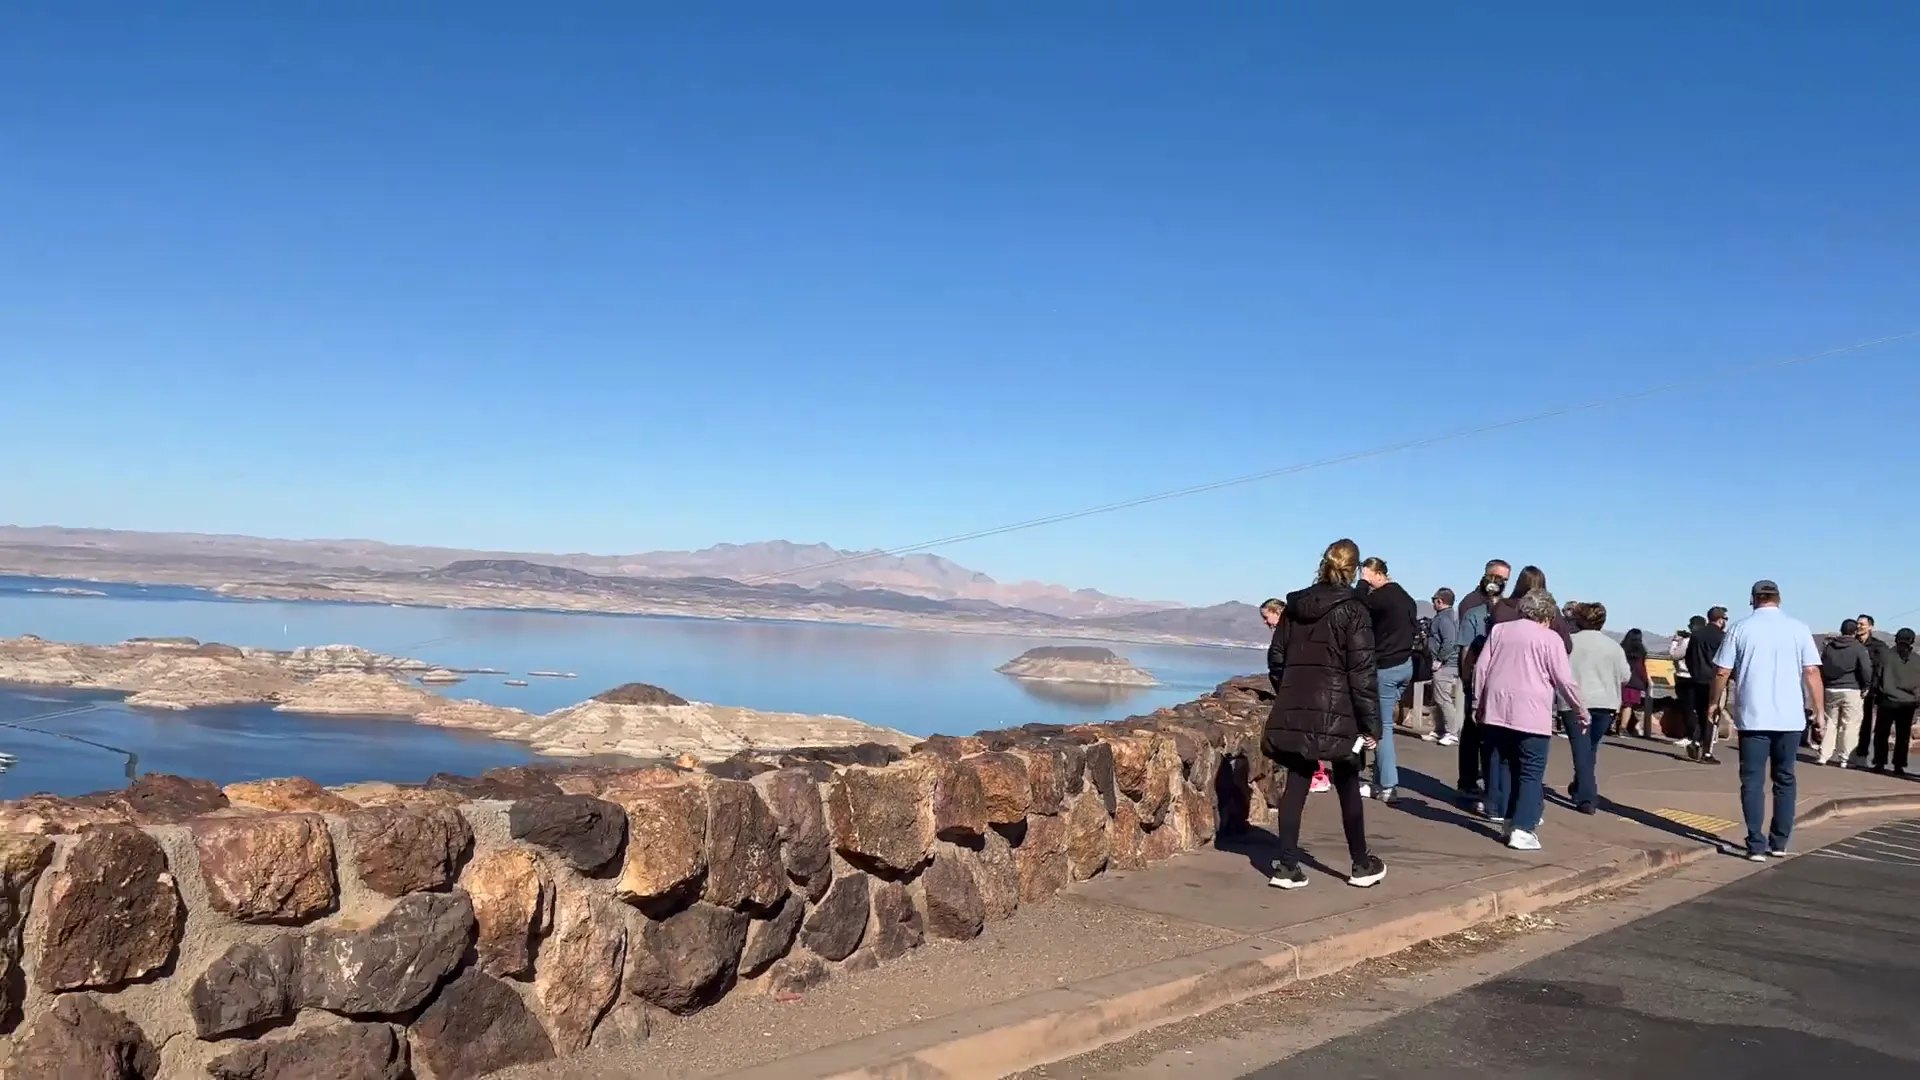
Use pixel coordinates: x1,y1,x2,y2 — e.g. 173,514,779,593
501,736,1920,1080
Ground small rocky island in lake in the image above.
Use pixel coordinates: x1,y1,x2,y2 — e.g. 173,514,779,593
995,645,1158,687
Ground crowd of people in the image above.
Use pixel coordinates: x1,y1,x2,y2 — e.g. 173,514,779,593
1257,542,1920,889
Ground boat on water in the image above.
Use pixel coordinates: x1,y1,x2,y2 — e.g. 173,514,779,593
527,670,578,679
504,679,529,687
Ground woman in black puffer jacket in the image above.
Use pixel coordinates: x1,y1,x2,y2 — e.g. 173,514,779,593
1263,538,1386,890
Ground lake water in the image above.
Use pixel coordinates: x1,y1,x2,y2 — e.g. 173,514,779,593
0,575,1258,797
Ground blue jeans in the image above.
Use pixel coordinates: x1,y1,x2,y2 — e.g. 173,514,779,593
1566,708,1615,808
1485,725,1551,832
1738,730,1798,855
1374,659,1414,790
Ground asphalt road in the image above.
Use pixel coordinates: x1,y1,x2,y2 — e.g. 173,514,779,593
1246,819,1920,1079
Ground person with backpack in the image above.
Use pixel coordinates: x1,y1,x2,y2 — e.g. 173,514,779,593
1262,538,1387,890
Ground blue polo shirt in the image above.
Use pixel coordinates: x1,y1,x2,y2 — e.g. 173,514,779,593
1713,606,1820,732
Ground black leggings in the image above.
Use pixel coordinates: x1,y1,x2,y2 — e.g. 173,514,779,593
1275,754,1371,870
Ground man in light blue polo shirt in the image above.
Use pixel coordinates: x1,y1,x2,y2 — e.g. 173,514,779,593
1710,579,1824,861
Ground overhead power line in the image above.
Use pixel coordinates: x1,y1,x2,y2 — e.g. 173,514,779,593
724,329,1920,587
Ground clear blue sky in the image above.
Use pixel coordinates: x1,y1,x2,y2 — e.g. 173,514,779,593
4,2,1917,633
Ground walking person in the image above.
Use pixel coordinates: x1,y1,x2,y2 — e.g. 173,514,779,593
1871,628,1918,776
1474,588,1585,850
1683,608,1729,762
1708,580,1822,860
1855,614,1889,763
1669,620,1698,749
1567,603,1631,814
1356,556,1418,803
1456,559,1510,801
1262,539,1386,890
1818,620,1874,768
1424,587,1464,747
1619,629,1652,737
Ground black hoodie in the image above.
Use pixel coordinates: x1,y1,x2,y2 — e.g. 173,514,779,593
1264,581,1381,763
1821,635,1874,692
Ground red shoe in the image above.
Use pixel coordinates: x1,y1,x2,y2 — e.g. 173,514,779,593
1309,767,1332,794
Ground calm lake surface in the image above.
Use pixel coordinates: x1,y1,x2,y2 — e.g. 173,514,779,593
0,576,1258,797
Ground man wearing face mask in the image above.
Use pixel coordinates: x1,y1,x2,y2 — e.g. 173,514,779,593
1456,559,1510,800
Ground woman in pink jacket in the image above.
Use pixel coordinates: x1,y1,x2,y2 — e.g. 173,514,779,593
1473,588,1585,851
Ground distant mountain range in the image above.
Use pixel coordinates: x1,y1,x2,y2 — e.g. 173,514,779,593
0,527,1270,646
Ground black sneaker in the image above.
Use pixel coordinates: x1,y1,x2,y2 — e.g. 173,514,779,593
1686,743,1701,762
1701,754,1721,765
1268,866,1308,890
1348,856,1386,888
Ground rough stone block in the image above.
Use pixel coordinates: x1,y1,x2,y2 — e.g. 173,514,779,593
462,846,548,978
799,872,870,962
193,813,339,924
344,805,473,897
1014,814,1069,904
739,891,805,978
207,1020,407,1080
751,768,833,900
298,891,474,1015
704,779,786,912
826,761,936,874
866,880,924,962
411,969,557,1076
920,846,985,941
508,793,626,874
191,936,300,1038
626,901,749,1015
8,994,158,1079
535,888,627,1053
1064,792,1112,881
963,753,1031,824
36,823,183,991
608,770,709,909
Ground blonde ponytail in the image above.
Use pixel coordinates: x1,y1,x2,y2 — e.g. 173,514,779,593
1316,538,1360,587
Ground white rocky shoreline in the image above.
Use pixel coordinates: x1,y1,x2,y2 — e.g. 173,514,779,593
0,634,913,763
995,645,1160,687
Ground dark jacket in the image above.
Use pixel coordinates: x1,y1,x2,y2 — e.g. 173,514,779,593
1820,636,1874,692
1490,595,1574,652
1863,636,1890,696
1358,580,1420,669
1264,581,1381,763
1879,646,1920,706
1684,623,1726,685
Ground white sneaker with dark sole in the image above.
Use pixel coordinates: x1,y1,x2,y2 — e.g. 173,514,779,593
1506,829,1542,851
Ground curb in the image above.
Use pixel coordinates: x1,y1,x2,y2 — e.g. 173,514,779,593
745,791,1920,1080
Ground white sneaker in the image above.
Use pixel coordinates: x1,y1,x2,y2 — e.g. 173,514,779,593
1672,738,1692,748
1438,733,1460,747
1359,782,1372,799
1421,731,1441,742
1506,829,1542,851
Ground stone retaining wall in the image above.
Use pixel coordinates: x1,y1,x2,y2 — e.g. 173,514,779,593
0,676,1281,1080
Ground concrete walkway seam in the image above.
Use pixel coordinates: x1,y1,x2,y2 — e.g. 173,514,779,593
797,791,1920,1080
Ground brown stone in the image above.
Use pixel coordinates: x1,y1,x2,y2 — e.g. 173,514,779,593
411,969,557,1077
462,847,547,978
739,890,805,978
8,994,158,1079
751,769,832,900
191,936,301,1037
970,829,1022,921
920,846,985,941
0,833,54,1021
1175,783,1218,848
535,888,628,1053
704,779,786,912
911,734,987,760
222,776,358,814
930,756,989,839
866,880,924,962
428,767,563,800
1140,819,1182,863
1014,814,1069,904
344,805,472,897
826,761,937,875
207,1021,407,1080
35,824,183,991
1139,738,1183,826
1015,747,1066,814
0,793,133,835
1108,735,1155,799
1083,740,1118,813
1109,800,1148,870
508,793,626,874
963,753,1031,824
192,813,338,925
298,891,474,1015
608,770,709,909
627,901,749,1014
766,953,830,998
118,772,230,825
799,872,870,962
1064,793,1112,881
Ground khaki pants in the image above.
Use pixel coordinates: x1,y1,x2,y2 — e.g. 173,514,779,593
1820,689,1865,764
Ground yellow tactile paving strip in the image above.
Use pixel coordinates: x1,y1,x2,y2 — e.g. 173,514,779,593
1655,808,1739,834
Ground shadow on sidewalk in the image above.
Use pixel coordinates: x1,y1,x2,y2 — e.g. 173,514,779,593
1213,822,1348,881
1384,769,1506,841
1538,787,1726,848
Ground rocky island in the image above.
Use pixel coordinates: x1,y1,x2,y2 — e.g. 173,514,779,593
996,645,1159,687
0,634,913,763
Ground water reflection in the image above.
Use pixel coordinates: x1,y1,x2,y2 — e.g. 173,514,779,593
1003,677,1154,711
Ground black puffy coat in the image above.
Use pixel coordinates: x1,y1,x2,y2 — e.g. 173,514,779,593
1263,581,1381,764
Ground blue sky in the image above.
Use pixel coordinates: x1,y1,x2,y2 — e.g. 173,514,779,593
3,2,1917,633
